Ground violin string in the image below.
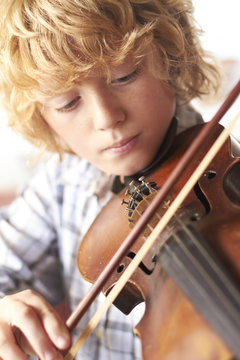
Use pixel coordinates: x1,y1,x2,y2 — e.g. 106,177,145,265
135,177,240,348
162,236,240,345
172,214,240,303
132,130,240,305
165,222,240,318
135,197,240,316
64,113,240,360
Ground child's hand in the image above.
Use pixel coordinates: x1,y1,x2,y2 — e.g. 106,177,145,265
0,289,71,360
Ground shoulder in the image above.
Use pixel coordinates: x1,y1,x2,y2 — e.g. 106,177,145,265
175,103,204,134
42,153,112,202
37,153,103,187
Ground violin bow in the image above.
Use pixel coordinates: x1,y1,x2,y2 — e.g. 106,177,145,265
64,80,240,360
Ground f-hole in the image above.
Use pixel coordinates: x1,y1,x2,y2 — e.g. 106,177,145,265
127,251,156,275
192,170,216,216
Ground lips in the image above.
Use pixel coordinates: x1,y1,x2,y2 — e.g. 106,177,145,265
103,135,139,156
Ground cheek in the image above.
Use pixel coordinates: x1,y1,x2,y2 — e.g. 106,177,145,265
138,79,175,112
62,127,97,160
64,132,89,156
44,112,85,148
142,89,176,127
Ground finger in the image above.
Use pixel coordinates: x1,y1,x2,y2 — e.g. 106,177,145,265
10,300,64,360
0,325,29,360
32,297,71,350
7,290,71,350
1,290,70,359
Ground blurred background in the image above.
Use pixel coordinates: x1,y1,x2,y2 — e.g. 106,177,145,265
0,0,239,204
192,0,240,137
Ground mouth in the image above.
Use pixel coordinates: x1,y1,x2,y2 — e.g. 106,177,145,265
103,134,139,156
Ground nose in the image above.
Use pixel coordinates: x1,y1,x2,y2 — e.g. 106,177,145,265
91,90,126,131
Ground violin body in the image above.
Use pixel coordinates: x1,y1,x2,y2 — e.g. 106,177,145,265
77,124,240,360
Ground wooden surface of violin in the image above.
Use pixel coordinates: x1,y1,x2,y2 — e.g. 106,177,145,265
77,123,240,360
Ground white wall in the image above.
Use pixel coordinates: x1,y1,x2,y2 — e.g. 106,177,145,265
192,0,240,139
193,0,240,60
0,109,37,191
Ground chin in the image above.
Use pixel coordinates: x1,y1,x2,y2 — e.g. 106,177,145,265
99,153,155,177
113,161,151,177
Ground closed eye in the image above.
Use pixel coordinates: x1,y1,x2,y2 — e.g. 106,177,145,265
112,67,141,84
56,96,81,113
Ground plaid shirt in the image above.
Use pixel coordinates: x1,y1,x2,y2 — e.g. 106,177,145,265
0,109,203,359
0,154,144,359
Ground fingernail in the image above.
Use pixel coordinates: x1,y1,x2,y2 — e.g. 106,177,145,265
57,336,69,348
44,350,56,360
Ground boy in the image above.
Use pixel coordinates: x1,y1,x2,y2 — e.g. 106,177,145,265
0,0,219,359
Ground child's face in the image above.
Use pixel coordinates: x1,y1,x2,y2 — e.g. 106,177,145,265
40,57,176,176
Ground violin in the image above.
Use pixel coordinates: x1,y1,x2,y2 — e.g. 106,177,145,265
65,81,240,360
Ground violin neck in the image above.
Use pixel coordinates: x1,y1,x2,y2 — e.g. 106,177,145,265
159,224,240,358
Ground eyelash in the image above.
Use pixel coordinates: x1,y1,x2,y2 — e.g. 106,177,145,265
113,67,141,84
56,67,141,113
56,96,81,113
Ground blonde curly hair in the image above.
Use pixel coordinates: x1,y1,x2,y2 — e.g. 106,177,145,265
0,0,219,154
